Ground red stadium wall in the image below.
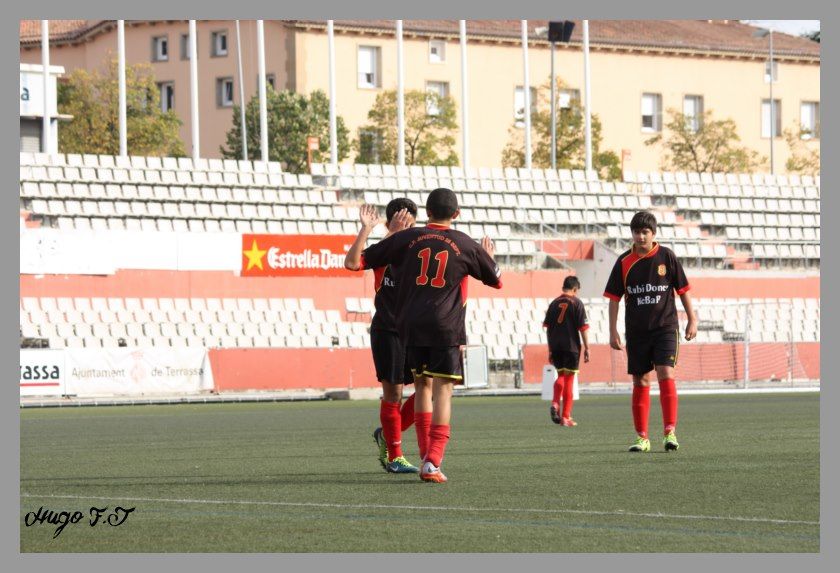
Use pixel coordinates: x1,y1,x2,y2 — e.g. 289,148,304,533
521,342,820,384
19,269,820,304
208,348,379,391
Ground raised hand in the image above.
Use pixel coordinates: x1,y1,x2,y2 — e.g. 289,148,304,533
359,204,381,230
481,236,495,259
387,208,412,234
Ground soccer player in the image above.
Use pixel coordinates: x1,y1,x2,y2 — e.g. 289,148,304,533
603,211,697,452
359,188,502,483
345,199,421,474
543,275,590,427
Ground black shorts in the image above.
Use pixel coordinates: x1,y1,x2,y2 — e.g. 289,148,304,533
626,328,679,376
370,329,414,385
550,350,581,373
407,346,463,381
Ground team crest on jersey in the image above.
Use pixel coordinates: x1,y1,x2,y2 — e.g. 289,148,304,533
657,264,667,277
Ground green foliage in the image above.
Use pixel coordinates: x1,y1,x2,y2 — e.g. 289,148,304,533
221,88,349,173
804,30,820,43
784,124,820,174
501,78,621,181
57,58,185,157
645,109,767,173
354,90,459,166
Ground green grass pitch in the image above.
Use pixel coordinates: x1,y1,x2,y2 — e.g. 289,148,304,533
20,393,819,552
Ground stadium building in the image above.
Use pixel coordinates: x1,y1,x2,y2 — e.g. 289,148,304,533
20,19,820,173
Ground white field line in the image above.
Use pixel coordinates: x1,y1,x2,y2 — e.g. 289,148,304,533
20,493,819,527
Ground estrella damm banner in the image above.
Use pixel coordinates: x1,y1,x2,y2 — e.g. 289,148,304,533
241,234,358,277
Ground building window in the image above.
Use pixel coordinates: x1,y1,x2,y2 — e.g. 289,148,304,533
641,93,662,132
764,60,779,84
558,88,580,109
514,86,537,128
357,46,381,89
359,129,383,164
217,78,235,108
212,31,228,57
426,81,449,116
800,101,820,139
158,82,174,113
255,74,276,91
180,34,191,60
683,95,704,132
429,39,446,63
761,99,781,138
152,36,169,62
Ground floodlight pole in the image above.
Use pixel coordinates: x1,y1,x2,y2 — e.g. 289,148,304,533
768,29,774,175
327,20,338,166
521,20,531,170
396,20,405,166
189,20,200,160
41,20,51,154
257,19,268,163
460,20,470,170
118,20,127,157
550,39,556,170
583,20,593,173
235,20,248,161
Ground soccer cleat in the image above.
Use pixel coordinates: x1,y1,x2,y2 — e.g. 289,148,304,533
628,436,651,452
560,417,578,427
372,427,388,469
419,461,448,483
550,405,562,424
663,431,680,452
386,456,420,474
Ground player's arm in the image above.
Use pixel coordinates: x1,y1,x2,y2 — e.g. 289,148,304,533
680,291,698,341
581,328,591,363
608,299,623,350
473,237,502,288
344,204,380,271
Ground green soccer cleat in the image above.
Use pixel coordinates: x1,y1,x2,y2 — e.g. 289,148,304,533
372,427,388,469
386,456,420,474
628,436,651,452
664,431,680,452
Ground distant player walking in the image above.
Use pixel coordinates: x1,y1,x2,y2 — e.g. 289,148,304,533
543,276,590,427
359,188,502,483
603,211,697,452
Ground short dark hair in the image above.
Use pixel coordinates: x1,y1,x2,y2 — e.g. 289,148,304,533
630,211,657,234
563,276,581,291
385,197,418,224
426,188,459,220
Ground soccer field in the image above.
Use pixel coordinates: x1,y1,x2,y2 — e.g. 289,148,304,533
20,393,819,553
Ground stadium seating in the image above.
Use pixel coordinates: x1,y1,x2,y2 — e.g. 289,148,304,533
19,296,820,360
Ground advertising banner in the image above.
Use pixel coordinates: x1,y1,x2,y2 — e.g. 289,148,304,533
241,234,357,277
63,348,213,397
20,349,66,397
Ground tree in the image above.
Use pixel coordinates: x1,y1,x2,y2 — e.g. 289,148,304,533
57,58,185,156
644,109,766,173
354,90,459,166
221,88,349,173
501,78,621,181
784,124,820,174
804,30,820,43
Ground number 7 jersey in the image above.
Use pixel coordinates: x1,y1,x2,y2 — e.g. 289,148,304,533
360,223,503,346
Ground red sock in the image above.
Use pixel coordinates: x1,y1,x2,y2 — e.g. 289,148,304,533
552,376,564,409
414,412,432,461
658,378,678,434
631,385,651,438
400,393,415,431
425,424,451,468
561,373,575,418
379,401,403,461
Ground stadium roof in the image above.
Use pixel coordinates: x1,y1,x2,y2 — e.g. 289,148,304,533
20,19,819,61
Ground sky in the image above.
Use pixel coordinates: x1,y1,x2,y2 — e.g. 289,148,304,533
741,20,820,37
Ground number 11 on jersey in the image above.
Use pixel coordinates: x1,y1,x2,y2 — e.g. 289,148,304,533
416,248,449,288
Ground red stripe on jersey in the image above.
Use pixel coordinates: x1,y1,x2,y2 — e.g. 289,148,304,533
491,280,503,290
373,266,386,293
579,324,590,332
359,254,366,270
603,291,621,301
676,284,691,295
426,223,450,230
460,276,469,306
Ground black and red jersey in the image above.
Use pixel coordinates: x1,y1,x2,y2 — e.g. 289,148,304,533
543,294,589,356
603,243,690,335
370,264,398,333
361,223,502,346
